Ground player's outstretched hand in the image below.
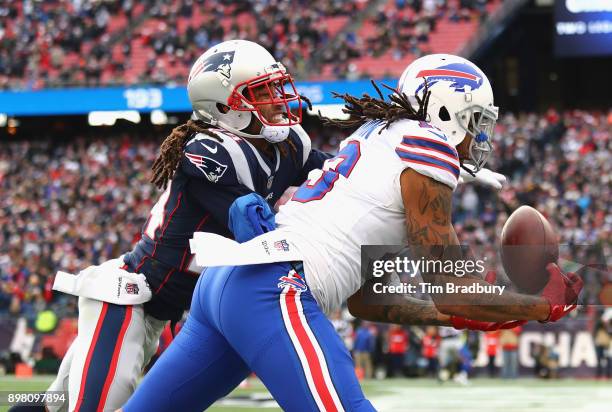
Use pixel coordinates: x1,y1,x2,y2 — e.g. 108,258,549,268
450,270,527,331
458,167,506,190
539,263,583,322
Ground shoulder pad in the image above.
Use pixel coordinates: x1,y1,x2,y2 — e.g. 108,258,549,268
181,132,255,189
391,120,460,190
388,119,451,143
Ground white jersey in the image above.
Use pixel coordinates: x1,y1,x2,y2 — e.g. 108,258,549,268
275,119,460,314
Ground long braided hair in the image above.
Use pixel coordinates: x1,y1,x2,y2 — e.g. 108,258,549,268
319,80,431,133
150,119,222,190
150,95,313,190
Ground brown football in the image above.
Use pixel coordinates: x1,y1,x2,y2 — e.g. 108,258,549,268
500,206,559,294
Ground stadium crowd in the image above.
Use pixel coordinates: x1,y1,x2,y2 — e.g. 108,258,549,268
0,0,500,88
334,311,611,380
0,0,137,90
321,0,496,79
0,109,610,377
0,133,158,319
1,109,609,314
0,0,360,88
136,0,361,85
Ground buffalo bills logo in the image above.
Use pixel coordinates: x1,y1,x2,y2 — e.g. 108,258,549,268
278,272,307,292
415,63,483,94
190,51,235,81
185,152,228,183
125,283,139,295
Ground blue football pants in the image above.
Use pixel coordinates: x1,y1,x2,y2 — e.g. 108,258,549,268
123,262,375,411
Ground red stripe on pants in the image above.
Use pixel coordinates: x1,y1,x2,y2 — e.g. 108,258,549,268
97,305,134,411
284,288,338,412
74,303,108,411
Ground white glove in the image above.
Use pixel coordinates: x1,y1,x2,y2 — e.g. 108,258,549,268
458,167,507,191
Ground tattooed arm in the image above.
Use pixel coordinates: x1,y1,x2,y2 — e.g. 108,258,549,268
347,276,451,326
400,169,550,322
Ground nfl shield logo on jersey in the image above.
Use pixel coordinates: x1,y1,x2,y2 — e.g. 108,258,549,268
274,239,290,252
125,283,139,295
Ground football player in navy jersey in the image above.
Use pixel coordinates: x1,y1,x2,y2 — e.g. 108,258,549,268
31,40,333,412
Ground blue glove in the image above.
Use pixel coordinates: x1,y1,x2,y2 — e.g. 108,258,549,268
228,193,276,243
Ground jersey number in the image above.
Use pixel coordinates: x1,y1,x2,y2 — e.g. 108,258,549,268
292,141,361,203
144,183,171,239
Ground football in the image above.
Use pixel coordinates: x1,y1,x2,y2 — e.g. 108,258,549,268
500,205,559,294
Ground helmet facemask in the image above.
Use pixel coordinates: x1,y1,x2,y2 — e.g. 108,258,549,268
456,105,497,174
227,66,302,128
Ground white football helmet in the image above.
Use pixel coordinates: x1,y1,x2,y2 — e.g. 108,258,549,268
188,40,302,143
398,54,499,173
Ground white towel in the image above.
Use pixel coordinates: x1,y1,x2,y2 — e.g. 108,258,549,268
189,232,303,267
53,257,152,305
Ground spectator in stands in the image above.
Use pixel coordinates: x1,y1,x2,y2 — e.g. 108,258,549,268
485,330,500,377
34,346,61,375
594,318,611,378
1,0,502,87
0,109,609,379
331,309,354,350
421,326,440,378
353,321,376,379
0,134,158,316
500,325,521,379
387,324,409,377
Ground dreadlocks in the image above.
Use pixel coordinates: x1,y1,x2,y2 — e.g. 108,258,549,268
319,80,431,133
151,119,222,190
150,96,312,190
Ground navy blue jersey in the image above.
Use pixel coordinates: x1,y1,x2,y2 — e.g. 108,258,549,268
123,125,332,321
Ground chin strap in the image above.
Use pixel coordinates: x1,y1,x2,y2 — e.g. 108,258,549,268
460,163,477,177
195,110,291,143
261,125,290,143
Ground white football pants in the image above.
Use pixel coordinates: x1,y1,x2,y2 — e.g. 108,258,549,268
46,297,166,412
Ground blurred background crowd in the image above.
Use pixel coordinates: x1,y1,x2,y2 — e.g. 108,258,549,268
330,311,611,383
0,0,609,382
1,109,609,319
0,108,610,377
0,0,499,89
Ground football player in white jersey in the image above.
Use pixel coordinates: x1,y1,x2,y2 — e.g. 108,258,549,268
121,54,582,412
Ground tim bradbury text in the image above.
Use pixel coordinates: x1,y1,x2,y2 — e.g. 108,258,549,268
372,281,506,296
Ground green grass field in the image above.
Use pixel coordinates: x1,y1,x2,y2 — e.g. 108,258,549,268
0,375,610,411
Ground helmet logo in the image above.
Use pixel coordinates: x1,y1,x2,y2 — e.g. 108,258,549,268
190,51,235,82
416,63,483,94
